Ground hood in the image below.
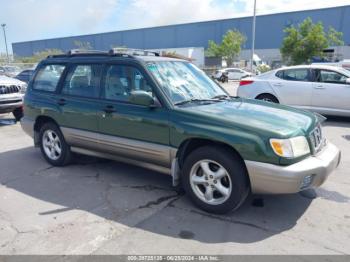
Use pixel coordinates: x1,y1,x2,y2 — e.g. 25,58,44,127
177,98,317,138
0,75,25,86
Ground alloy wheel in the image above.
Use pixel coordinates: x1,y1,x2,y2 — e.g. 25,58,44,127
42,130,62,160
189,160,232,205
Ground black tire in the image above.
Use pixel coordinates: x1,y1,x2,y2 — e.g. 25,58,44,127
182,146,250,214
256,94,279,103
12,107,23,122
39,122,72,166
220,75,228,83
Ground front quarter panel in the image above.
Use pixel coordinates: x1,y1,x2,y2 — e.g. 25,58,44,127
169,109,280,165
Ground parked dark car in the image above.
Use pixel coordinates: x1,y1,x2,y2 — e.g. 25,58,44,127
15,69,35,83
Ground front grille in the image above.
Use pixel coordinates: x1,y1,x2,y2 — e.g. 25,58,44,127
0,85,20,94
309,124,325,154
0,99,22,105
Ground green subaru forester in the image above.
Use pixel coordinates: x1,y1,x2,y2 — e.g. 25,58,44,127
21,49,341,214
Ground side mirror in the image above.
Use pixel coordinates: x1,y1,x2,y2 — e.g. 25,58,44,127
128,90,156,107
346,78,350,85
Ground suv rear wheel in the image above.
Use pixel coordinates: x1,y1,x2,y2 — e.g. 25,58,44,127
39,122,72,166
182,146,250,214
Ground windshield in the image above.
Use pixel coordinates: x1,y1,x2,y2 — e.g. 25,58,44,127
147,61,228,105
338,67,350,76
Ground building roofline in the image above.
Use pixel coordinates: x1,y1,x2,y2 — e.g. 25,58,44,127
12,4,350,45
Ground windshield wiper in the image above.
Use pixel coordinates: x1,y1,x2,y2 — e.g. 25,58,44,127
211,94,231,100
174,98,218,106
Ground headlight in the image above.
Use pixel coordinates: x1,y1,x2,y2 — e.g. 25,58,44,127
20,84,27,94
270,136,310,158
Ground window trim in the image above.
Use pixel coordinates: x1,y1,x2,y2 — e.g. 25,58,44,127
275,70,284,79
31,63,67,93
99,62,163,107
58,63,103,99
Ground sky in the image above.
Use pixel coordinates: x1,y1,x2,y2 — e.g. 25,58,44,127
0,0,350,53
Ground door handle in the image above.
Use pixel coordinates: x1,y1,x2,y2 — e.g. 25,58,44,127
103,105,116,113
57,99,66,106
314,85,325,89
273,83,282,87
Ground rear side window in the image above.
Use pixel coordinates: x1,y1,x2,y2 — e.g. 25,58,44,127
279,69,310,82
61,64,102,98
32,64,66,92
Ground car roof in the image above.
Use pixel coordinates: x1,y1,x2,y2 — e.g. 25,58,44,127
43,55,186,65
43,50,187,64
278,64,347,71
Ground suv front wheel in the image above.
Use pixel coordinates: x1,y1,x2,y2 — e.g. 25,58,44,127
39,122,72,166
182,146,250,214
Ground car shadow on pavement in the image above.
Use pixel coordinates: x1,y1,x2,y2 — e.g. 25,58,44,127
0,118,17,126
323,116,350,127
0,147,314,244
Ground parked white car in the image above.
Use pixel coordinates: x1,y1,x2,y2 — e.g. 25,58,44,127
213,68,252,82
0,65,21,78
237,65,350,117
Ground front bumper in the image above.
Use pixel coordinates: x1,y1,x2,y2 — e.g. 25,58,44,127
245,142,341,194
0,94,23,113
0,100,23,113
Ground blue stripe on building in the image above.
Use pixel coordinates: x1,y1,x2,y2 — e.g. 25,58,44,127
12,5,350,57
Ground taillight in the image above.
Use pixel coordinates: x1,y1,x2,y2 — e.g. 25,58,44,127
239,80,254,86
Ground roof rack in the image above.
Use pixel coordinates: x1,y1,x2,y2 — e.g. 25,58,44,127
67,49,108,56
47,49,109,58
109,48,160,57
47,48,161,59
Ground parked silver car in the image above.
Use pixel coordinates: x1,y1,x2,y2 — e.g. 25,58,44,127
0,75,27,121
237,65,350,117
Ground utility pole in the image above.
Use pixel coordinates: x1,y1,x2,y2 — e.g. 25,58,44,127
1,23,10,64
250,0,257,73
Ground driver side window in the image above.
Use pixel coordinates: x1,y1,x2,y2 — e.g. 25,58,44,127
317,70,348,84
103,65,154,102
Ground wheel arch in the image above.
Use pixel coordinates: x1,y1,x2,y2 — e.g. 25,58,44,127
33,115,60,146
255,93,280,103
176,138,251,187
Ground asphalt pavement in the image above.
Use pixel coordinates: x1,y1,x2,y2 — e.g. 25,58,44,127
0,82,349,255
